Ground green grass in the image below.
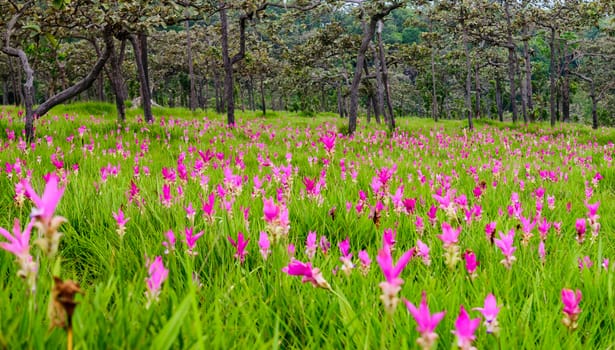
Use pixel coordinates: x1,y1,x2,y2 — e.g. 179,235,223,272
0,102,614,349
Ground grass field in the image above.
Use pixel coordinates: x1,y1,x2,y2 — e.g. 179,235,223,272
0,103,614,349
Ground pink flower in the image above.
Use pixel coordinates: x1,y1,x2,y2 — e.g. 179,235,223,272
377,247,415,314
586,202,600,220
112,207,130,238
453,306,481,349
358,250,371,275
228,232,249,263
201,192,216,223
282,259,330,289
319,133,336,155
485,222,496,242
162,230,176,254
22,173,66,233
473,294,500,334
338,237,354,275
416,239,431,266
160,184,172,207
0,218,33,259
538,241,546,264
383,228,397,251
258,232,271,260
578,256,593,270
184,227,204,256
494,229,516,269
603,258,610,270
464,250,479,278
305,231,318,260
404,292,445,350
145,256,169,308
575,219,586,243
438,222,460,248
561,288,582,330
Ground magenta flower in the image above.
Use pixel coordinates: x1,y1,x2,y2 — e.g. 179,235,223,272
383,228,397,251
463,250,479,278
538,241,546,264
473,294,500,334
319,133,336,155
575,218,586,243
494,229,516,269
22,173,66,232
263,197,280,222
358,250,371,275
184,227,204,256
282,259,331,289
201,192,216,224
162,229,176,254
305,231,318,260
112,207,130,238
586,202,600,220
338,237,354,275
0,219,37,293
185,202,196,222
320,235,330,255
561,288,582,330
258,232,271,260
438,222,460,248
578,256,593,270
485,222,496,242
404,292,446,350
603,258,610,271
453,306,481,349
228,232,249,263
377,247,415,314
145,256,169,308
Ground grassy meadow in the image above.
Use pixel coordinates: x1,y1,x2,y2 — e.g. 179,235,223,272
0,103,614,349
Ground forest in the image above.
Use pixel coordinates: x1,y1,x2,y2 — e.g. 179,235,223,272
1,0,614,139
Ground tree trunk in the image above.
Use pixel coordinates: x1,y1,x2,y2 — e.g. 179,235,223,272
2,80,7,105
220,4,235,125
259,75,266,116
504,2,518,123
213,71,222,113
185,19,197,111
549,27,557,127
590,82,598,129
373,42,385,123
562,75,570,122
522,22,534,121
337,83,345,118
107,38,127,122
462,26,473,129
517,54,527,123
495,78,504,122
348,18,378,134
377,20,395,130
130,33,153,122
475,62,480,119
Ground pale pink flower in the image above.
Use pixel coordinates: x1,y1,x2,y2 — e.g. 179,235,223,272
0,219,37,293
494,229,516,269
358,250,371,275
561,288,582,330
473,294,500,334
377,247,415,314
282,259,331,289
453,306,481,349
145,256,169,308
112,207,130,238
305,231,318,260
416,239,431,266
404,292,445,350
162,230,176,254
258,232,271,260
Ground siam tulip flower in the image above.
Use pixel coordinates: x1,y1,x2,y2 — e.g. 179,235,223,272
537,217,551,241
427,205,438,227
553,221,562,235
160,184,172,208
438,222,461,269
200,192,216,224
464,250,479,279
282,259,331,289
319,133,336,156
473,294,500,334
383,228,397,252
547,195,555,210
485,222,497,243
575,218,586,244
377,247,415,315
185,202,196,224
578,256,593,270
184,227,204,256
319,235,330,255
453,306,481,350
358,250,371,276
287,243,296,258
338,237,354,276
0,219,38,294
519,216,535,246
305,231,318,260
402,197,417,214
415,216,425,236
22,173,67,258
494,229,516,269
586,202,600,221
538,241,546,264
258,232,271,260
561,289,582,330
262,197,290,243
602,258,609,271
145,256,169,308
404,292,446,350
162,230,176,254
228,232,249,264
416,239,431,266
14,181,26,207
112,207,130,238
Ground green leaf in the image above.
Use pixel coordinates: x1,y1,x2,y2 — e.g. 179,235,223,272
23,24,41,34
152,295,192,350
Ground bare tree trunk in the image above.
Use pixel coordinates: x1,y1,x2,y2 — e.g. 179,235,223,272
475,62,481,119
348,18,377,134
337,83,345,118
561,43,570,123
522,22,534,121
2,80,7,105
220,4,235,125
590,83,598,129
504,1,518,123
495,78,504,122
185,19,197,111
107,38,127,121
130,33,153,122
373,42,385,123
462,26,473,129
213,71,222,113
259,75,266,116
377,20,395,130
549,27,557,127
